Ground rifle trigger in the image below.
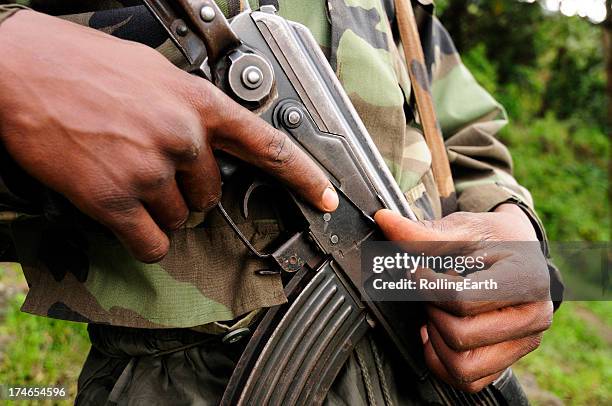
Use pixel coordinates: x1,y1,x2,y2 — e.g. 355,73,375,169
242,180,271,219
217,202,270,259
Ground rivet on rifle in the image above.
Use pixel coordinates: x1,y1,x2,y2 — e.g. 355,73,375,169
176,22,188,36
242,66,264,89
323,213,331,222
287,110,302,126
200,6,216,22
289,255,298,265
330,234,339,244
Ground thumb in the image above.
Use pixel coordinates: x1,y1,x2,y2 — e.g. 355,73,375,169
374,209,445,242
374,209,471,255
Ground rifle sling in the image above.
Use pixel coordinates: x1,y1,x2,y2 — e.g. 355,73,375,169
395,0,457,215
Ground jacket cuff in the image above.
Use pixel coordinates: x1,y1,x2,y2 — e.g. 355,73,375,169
458,183,564,309
457,183,545,241
457,183,515,213
0,4,28,26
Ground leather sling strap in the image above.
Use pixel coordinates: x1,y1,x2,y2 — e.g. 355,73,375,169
395,0,457,214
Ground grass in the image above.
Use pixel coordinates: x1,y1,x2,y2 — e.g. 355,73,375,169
498,116,609,243
0,265,90,405
514,301,611,405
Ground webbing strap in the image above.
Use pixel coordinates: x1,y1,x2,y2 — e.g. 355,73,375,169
395,0,457,215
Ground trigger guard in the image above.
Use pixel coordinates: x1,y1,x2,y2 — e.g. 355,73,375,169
242,180,273,219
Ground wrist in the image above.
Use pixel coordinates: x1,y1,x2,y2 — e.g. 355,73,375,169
494,203,538,239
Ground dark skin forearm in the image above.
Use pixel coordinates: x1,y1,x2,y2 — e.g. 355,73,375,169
0,11,338,262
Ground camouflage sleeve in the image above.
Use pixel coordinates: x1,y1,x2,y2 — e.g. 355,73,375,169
423,15,563,305
0,4,28,25
424,17,543,228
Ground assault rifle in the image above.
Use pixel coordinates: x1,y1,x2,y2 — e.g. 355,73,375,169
140,1,529,404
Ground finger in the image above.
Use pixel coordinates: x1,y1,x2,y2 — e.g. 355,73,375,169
207,92,338,212
176,144,221,212
412,268,524,316
426,322,543,384
413,253,550,315
374,209,475,255
96,201,170,263
421,326,503,393
427,302,553,351
142,179,190,230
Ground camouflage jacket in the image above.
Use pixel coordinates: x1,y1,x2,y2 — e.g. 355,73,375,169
0,0,556,330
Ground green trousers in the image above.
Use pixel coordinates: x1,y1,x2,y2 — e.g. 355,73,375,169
75,324,427,405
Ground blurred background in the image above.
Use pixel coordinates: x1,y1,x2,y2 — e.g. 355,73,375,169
431,1,610,404
0,0,610,404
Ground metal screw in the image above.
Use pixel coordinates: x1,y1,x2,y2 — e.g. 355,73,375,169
330,234,339,244
287,110,302,126
200,6,216,22
280,106,304,129
241,66,263,89
323,213,331,222
287,111,301,125
246,70,261,84
176,22,188,36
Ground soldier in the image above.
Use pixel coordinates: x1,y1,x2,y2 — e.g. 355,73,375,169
0,0,561,404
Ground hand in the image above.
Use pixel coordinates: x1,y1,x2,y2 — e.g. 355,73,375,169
0,11,338,263
374,204,553,392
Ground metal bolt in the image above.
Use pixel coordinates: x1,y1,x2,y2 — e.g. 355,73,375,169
176,22,188,36
330,234,339,244
280,106,303,129
246,70,261,84
200,6,216,22
323,213,331,222
287,110,302,126
241,66,263,89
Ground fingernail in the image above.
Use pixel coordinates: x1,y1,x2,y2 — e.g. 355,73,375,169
322,186,339,212
420,325,429,344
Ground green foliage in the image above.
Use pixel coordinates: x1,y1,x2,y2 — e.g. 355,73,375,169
499,116,609,241
514,302,612,405
461,44,499,94
441,0,609,242
0,293,89,381
0,291,89,405
441,0,607,131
